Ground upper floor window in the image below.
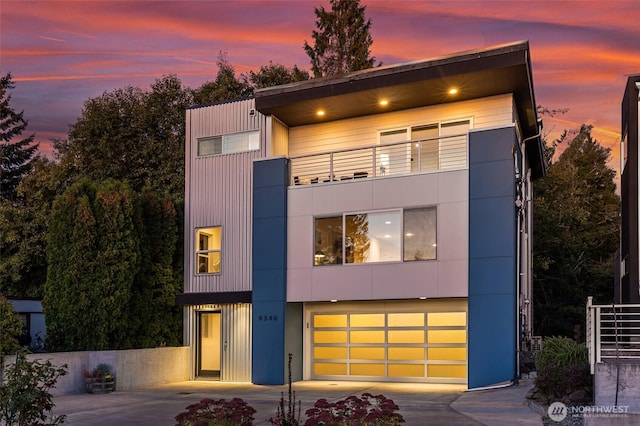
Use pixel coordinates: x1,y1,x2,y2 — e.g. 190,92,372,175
197,130,259,157
196,227,221,274
314,207,436,266
378,120,470,175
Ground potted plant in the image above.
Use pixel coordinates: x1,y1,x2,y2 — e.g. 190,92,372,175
82,363,115,394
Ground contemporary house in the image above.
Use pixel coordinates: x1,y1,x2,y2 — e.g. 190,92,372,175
618,74,640,304
179,41,545,389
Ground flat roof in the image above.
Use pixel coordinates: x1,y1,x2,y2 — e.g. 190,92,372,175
255,41,544,178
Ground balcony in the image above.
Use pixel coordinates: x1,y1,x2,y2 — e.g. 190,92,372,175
289,133,468,186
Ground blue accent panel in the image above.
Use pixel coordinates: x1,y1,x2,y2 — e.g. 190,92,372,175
252,217,286,270
469,128,515,162
254,186,289,219
469,257,515,295
468,127,518,388
467,294,516,388
252,268,286,302
254,159,289,189
469,159,514,198
468,196,514,258
252,158,288,385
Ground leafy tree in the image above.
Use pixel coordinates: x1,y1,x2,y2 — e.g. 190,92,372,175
242,61,310,89
303,0,377,77
193,52,253,105
0,73,39,201
533,125,619,338
61,75,191,201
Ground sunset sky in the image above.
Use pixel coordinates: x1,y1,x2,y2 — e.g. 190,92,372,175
2,0,639,177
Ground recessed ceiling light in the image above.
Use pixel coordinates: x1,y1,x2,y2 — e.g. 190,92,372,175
448,88,458,95
379,99,389,106
316,110,325,116
385,221,391,224
406,232,414,237
330,299,337,303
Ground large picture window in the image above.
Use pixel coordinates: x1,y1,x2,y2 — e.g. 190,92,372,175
314,207,436,266
196,227,221,274
197,130,259,156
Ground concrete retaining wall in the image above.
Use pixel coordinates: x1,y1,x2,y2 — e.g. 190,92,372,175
594,362,640,412
3,346,190,395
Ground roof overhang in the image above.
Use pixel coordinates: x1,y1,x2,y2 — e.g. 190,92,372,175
255,41,545,178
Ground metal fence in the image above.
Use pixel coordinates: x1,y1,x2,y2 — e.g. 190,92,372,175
586,296,640,374
289,133,468,186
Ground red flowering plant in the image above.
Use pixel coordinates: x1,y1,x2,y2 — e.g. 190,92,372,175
175,397,256,426
304,393,405,426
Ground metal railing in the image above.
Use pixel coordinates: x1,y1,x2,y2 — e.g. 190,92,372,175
586,296,640,374
289,133,468,186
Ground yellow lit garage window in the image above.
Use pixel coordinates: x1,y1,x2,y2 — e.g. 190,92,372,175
428,312,466,327
351,363,385,376
428,347,467,361
350,347,385,360
388,347,424,360
314,314,347,327
350,330,385,344
388,330,425,344
388,313,424,327
389,364,424,377
350,313,385,327
315,363,347,375
314,331,347,344
314,347,347,359
427,364,467,378
428,329,466,344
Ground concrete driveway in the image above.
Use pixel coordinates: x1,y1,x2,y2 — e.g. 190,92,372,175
52,380,541,425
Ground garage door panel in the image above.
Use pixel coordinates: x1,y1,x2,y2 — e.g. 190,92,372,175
310,305,467,383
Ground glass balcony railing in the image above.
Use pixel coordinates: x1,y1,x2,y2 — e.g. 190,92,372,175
290,133,468,186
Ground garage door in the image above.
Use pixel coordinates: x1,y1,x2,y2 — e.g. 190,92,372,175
310,309,467,383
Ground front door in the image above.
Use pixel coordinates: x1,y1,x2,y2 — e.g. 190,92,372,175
198,312,221,379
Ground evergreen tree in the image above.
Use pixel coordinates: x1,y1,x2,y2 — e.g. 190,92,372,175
533,125,619,339
0,157,60,298
303,0,377,78
0,73,38,201
44,179,99,351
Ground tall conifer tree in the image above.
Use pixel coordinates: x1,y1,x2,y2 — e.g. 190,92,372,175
303,0,377,78
0,74,38,201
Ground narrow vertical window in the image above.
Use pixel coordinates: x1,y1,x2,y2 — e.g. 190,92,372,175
196,227,221,273
314,217,342,266
404,207,437,261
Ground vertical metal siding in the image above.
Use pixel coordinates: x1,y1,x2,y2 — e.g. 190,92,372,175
185,303,252,382
185,99,268,293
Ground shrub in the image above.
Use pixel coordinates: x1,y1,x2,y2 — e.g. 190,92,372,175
0,350,68,426
534,336,590,402
304,393,405,426
175,397,256,426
